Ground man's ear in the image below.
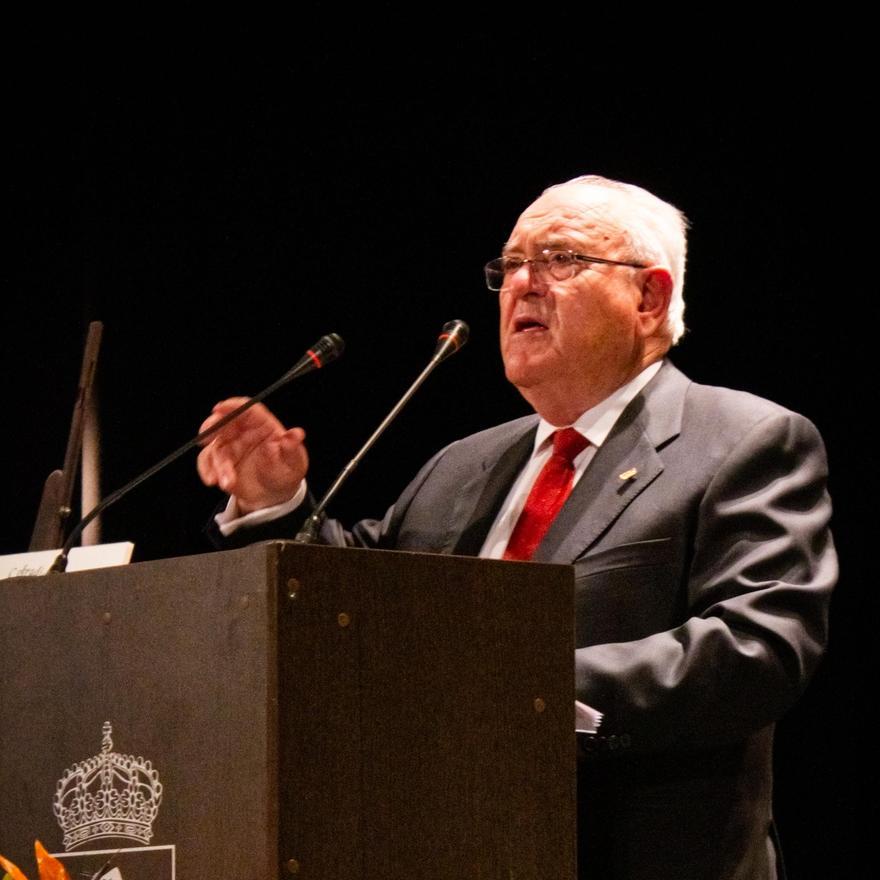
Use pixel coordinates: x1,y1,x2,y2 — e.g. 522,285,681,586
637,268,673,337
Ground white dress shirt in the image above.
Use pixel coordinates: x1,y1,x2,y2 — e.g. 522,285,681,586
479,361,662,559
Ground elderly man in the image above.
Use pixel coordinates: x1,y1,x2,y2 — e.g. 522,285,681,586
198,176,836,879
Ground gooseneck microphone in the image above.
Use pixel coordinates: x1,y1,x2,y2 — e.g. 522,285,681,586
433,318,469,362
48,333,344,573
295,320,469,544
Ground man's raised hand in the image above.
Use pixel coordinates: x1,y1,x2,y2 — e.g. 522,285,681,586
197,398,308,514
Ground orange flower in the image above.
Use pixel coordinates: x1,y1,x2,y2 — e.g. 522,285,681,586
0,851,28,880
0,842,70,880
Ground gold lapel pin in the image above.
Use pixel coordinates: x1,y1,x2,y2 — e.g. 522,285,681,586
618,467,638,481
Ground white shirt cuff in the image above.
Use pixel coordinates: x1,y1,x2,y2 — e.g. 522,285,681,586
214,481,308,536
575,700,604,734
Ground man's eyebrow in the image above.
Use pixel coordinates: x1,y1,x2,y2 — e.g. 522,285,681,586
502,238,576,256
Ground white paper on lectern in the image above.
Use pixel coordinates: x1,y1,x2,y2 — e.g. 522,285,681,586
0,542,134,579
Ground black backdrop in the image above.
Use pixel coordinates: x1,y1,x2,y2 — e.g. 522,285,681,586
3,51,867,876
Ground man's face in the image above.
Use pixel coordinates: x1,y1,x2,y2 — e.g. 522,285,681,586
499,185,657,423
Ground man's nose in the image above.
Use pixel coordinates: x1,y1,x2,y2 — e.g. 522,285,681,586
506,261,548,297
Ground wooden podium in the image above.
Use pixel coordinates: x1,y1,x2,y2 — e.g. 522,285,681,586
0,543,575,879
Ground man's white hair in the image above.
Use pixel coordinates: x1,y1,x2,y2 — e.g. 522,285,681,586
546,175,689,345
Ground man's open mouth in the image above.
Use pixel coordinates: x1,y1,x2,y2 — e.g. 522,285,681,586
514,318,548,332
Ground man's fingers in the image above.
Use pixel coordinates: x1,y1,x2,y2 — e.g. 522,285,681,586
280,426,306,450
197,398,249,443
195,398,308,500
213,397,251,412
197,399,283,446
277,427,308,473
197,440,241,491
210,415,279,465
197,411,225,440
196,442,221,486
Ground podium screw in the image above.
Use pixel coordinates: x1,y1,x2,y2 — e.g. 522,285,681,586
533,697,546,713
337,612,352,628
284,857,301,874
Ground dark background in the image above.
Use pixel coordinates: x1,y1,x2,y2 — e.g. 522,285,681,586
3,50,867,876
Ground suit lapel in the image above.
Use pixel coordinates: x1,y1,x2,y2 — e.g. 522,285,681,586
451,423,537,556
533,361,689,563
532,416,664,562
449,361,690,562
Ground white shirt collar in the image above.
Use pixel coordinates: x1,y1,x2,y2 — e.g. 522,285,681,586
531,360,663,455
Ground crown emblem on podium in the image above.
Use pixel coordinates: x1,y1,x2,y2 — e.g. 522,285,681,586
53,721,163,850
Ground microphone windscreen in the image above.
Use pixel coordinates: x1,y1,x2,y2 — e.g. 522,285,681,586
434,320,469,361
307,333,345,368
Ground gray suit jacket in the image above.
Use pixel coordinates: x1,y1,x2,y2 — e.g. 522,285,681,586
219,361,837,879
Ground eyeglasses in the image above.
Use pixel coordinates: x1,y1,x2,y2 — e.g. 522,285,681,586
484,248,647,291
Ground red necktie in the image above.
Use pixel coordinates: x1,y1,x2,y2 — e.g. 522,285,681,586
503,428,589,561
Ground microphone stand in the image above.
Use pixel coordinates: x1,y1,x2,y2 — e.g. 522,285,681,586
48,333,344,573
296,320,468,543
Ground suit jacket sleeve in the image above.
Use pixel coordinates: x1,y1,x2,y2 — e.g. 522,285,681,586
574,409,836,755
204,445,453,551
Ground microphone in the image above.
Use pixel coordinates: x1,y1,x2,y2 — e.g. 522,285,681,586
295,320,469,544
288,332,345,376
48,333,344,573
434,319,469,362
